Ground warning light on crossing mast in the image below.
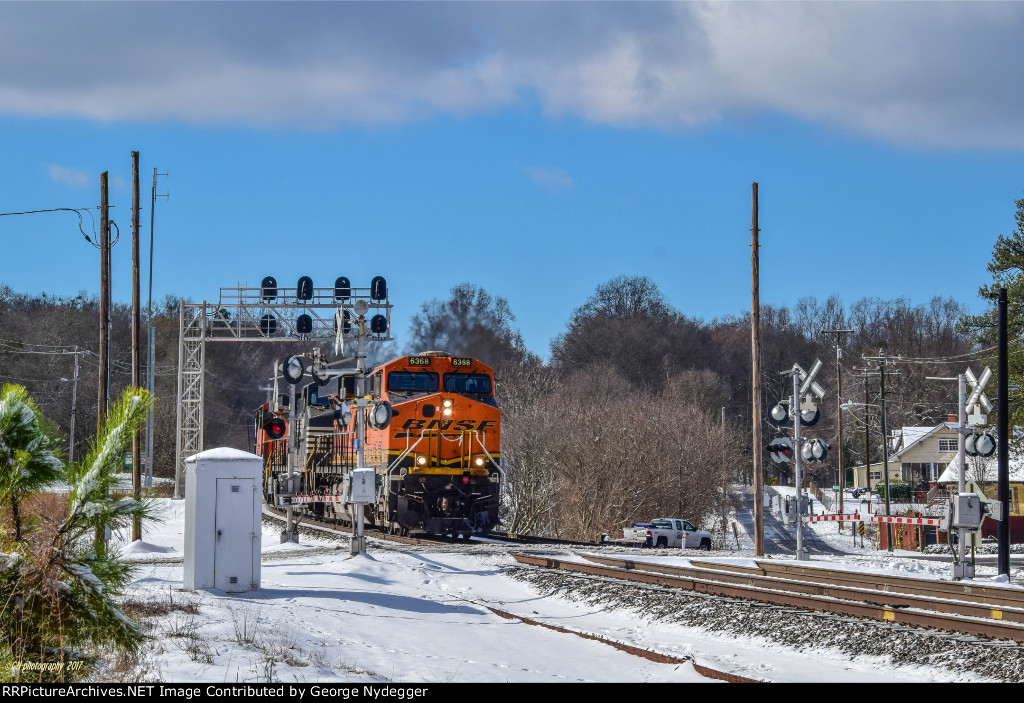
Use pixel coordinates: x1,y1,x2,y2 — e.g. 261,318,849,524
263,414,287,440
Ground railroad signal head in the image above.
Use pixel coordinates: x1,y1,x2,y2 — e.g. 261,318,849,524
370,314,388,335
334,276,351,301
297,276,314,301
259,313,277,336
296,314,313,335
261,276,277,302
370,275,388,301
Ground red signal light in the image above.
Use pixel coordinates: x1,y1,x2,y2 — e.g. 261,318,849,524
265,417,287,440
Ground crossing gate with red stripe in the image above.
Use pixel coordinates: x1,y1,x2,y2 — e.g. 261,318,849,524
290,494,346,504
805,513,942,526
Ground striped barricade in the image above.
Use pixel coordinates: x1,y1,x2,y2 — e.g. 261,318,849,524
290,493,346,504
804,513,942,526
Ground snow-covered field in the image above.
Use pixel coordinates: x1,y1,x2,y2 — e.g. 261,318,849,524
110,497,1023,684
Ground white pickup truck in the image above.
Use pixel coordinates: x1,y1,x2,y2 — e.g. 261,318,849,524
642,518,713,550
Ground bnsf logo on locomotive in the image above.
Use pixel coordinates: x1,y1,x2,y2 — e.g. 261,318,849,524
400,418,497,431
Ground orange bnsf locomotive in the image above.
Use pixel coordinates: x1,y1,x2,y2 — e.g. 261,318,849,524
256,351,502,537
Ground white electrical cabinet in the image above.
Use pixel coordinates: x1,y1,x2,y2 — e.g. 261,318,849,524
183,447,263,593
348,468,376,504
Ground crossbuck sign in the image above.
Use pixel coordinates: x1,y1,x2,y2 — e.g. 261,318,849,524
965,367,992,427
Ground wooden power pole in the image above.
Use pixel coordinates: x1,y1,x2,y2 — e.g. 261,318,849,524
131,151,142,541
751,182,764,556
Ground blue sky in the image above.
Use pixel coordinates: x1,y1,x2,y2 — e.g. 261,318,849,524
1,2,1022,358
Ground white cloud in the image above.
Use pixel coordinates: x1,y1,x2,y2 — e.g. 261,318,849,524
2,3,1023,149
47,164,89,188
526,166,574,191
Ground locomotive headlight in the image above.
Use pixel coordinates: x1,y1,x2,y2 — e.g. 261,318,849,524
442,399,452,408
443,407,453,417
441,399,453,417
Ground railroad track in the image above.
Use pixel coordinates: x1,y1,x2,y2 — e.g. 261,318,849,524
262,504,598,548
512,553,1024,643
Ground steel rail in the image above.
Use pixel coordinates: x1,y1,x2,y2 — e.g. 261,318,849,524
685,558,1024,610
512,554,1024,643
580,554,1024,624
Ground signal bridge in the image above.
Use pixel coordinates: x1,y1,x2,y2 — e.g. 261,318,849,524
174,276,392,498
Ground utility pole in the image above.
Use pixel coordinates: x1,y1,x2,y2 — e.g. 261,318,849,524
823,328,853,521
750,182,765,557
146,168,168,490
98,172,110,431
997,288,1009,577
879,365,894,552
131,151,142,542
69,348,80,462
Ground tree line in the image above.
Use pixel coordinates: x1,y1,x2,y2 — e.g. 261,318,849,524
4,191,1022,541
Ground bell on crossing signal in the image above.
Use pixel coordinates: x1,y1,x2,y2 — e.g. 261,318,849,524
770,402,789,426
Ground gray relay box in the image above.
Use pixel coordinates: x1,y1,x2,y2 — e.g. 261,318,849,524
952,493,983,530
347,468,376,504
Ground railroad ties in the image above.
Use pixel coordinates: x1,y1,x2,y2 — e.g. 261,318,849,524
512,553,1024,643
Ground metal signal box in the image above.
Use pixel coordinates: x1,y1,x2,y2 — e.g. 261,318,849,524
348,467,376,504
952,493,984,530
184,447,263,593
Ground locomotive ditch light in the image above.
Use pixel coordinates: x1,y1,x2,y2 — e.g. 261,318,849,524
281,355,306,384
473,456,486,467
416,455,428,466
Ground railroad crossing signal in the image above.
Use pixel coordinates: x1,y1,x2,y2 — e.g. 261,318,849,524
769,436,793,464
965,367,992,427
800,438,830,463
795,359,826,411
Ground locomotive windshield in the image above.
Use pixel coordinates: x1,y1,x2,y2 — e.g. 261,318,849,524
387,371,439,393
443,373,492,394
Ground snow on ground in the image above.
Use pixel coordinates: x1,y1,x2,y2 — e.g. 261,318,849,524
109,497,1023,683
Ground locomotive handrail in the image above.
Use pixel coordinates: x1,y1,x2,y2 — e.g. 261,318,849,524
474,432,505,491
